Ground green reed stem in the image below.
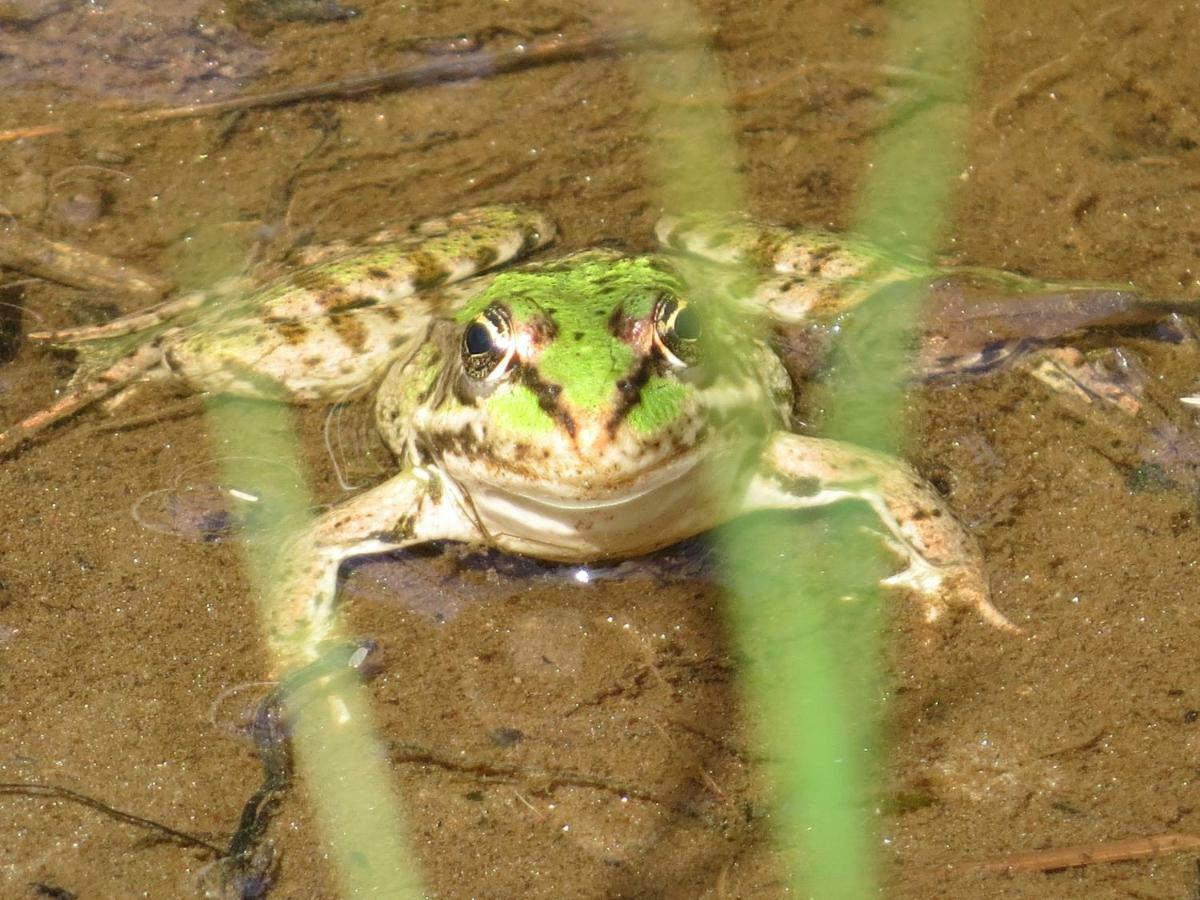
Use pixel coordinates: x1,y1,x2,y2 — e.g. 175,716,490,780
208,397,423,899
624,0,976,896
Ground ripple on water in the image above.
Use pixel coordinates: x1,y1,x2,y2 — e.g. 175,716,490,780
130,457,304,543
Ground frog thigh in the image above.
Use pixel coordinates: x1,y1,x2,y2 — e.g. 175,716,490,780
264,469,481,675
258,205,554,321
741,432,1015,631
166,300,434,401
655,212,793,267
655,213,916,323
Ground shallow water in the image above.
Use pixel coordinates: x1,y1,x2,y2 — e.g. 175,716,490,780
3,1,1200,897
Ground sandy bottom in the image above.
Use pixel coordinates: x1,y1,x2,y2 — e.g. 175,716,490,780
3,1,1200,897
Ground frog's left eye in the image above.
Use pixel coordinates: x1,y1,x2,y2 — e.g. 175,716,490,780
653,294,702,367
461,306,515,380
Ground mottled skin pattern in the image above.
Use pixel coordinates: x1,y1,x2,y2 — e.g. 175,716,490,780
263,212,1013,674
0,206,1015,675
0,207,554,449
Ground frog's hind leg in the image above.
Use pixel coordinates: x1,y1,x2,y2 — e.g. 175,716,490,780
0,338,169,455
742,432,1015,632
656,212,924,321
26,290,209,344
261,205,556,320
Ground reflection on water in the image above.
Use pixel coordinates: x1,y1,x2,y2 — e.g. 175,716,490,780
130,456,305,542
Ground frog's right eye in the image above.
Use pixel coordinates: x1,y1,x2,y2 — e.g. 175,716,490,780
461,306,515,380
653,294,702,367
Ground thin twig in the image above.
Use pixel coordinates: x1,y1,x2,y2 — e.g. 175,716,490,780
0,215,172,301
986,5,1122,129
0,28,710,144
940,832,1200,875
727,60,955,108
0,781,224,856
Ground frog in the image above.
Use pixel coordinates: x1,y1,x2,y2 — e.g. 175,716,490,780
2,205,1026,673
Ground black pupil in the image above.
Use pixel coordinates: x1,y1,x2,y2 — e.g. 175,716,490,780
673,306,701,341
464,321,493,355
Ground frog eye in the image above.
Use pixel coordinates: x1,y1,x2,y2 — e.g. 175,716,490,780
653,294,702,367
461,306,515,380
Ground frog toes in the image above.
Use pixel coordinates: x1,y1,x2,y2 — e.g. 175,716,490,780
877,533,1018,633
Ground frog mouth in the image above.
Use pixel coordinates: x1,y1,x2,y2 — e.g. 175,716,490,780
456,443,729,509
533,452,705,509
449,446,736,562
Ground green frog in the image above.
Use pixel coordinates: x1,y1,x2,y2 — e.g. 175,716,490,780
2,206,1018,673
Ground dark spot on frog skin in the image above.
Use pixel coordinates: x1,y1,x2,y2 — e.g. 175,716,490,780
367,267,390,281
528,314,558,343
805,244,836,275
752,232,784,269
770,471,822,497
909,506,944,522
328,296,379,313
606,357,653,435
426,474,443,502
329,312,369,352
289,267,342,295
369,513,415,543
473,245,499,270
573,331,585,341
275,319,310,344
426,426,485,460
409,250,450,290
517,365,575,436
606,303,625,336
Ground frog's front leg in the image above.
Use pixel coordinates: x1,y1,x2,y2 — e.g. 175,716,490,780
742,432,1015,631
265,467,481,675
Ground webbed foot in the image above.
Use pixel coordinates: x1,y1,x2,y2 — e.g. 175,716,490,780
743,432,1015,632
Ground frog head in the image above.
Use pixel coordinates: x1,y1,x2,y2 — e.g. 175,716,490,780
379,251,791,507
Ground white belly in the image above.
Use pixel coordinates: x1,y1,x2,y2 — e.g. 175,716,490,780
453,455,727,562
